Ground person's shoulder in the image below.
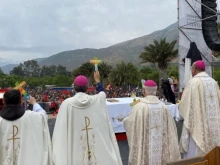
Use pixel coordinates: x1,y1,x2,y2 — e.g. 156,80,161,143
96,91,106,99
130,99,141,107
209,77,218,84
61,97,73,105
189,76,203,86
132,99,146,109
24,110,45,120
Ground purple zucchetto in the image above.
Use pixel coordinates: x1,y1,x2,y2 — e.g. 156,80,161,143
74,75,88,87
195,60,205,70
144,80,157,87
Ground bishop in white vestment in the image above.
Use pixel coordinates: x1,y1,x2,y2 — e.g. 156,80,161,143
179,60,220,158
52,72,122,165
0,90,52,165
124,80,180,165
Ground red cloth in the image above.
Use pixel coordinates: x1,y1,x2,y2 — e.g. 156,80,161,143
87,86,95,93
43,94,48,102
51,102,56,108
115,133,127,141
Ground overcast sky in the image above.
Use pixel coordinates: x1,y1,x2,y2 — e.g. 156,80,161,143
0,0,178,61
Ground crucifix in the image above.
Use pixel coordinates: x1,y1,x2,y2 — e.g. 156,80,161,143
90,57,102,71
7,125,20,163
81,117,92,161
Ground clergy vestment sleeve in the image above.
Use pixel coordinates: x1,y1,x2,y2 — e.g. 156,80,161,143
98,91,106,100
33,103,48,119
96,82,105,93
41,113,53,165
52,100,68,165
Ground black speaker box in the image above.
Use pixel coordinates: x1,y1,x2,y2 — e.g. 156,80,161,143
202,0,220,51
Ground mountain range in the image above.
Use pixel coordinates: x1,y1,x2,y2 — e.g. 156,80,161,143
2,22,178,73
0,57,21,67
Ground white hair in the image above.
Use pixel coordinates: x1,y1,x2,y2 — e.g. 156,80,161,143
143,86,157,96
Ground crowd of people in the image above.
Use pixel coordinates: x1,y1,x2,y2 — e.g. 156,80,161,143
25,79,177,113
25,85,145,113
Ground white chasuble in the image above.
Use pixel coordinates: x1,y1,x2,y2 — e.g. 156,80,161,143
0,111,52,165
124,96,180,165
179,72,220,158
52,92,122,165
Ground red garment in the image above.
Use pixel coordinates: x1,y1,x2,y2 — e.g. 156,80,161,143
43,94,48,102
51,102,56,108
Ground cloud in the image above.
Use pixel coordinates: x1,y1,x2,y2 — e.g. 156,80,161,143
0,0,177,61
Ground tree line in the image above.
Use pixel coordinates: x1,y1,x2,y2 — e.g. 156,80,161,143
0,38,180,88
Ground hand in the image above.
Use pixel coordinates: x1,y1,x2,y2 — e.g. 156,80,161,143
27,96,37,105
94,71,100,83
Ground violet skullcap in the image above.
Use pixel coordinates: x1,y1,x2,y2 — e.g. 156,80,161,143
74,75,88,87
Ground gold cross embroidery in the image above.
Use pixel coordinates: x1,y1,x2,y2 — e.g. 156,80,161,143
151,123,160,134
208,93,214,101
81,117,92,161
7,125,20,163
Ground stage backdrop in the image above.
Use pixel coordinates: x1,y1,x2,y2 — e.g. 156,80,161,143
178,0,212,91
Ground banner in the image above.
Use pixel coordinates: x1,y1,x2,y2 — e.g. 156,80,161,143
178,0,212,91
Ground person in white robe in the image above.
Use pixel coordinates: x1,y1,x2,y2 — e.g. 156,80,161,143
0,89,52,165
179,60,220,158
52,71,122,165
123,80,180,165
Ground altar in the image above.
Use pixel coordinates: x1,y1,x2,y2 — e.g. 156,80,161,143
106,97,180,133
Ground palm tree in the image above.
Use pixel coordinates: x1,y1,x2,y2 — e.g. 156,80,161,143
99,62,112,87
109,62,139,88
139,38,178,79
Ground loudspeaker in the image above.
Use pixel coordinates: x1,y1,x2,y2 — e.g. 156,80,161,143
202,0,220,51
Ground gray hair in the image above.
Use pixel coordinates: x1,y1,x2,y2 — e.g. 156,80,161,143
143,86,157,96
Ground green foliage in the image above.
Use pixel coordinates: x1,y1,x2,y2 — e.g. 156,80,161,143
139,66,159,84
40,65,71,77
10,60,40,77
11,60,70,78
72,62,94,78
109,62,139,86
0,75,23,88
139,38,178,71
23,60,41,77
214,68,220,86
167,65,178,78
99,62,112,86
10,65,25,76
5,60,179,89
51,75,73,87
0,75,73,88
40,65,57,77
0,67,4,75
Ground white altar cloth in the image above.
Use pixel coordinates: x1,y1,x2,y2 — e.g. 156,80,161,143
106,98,180,133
